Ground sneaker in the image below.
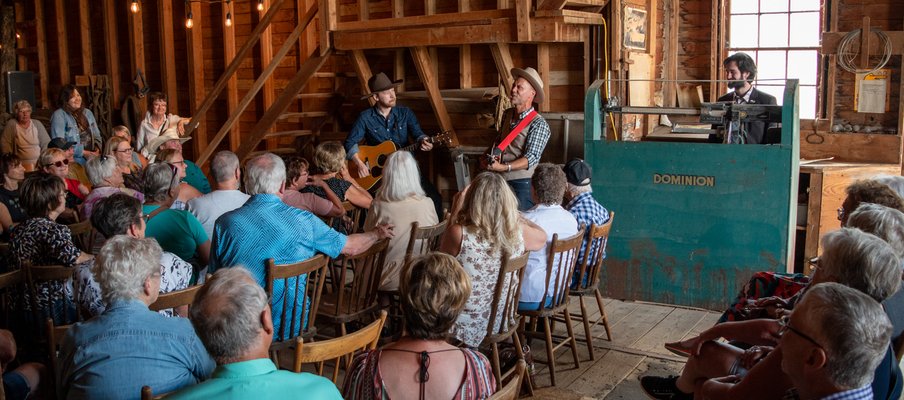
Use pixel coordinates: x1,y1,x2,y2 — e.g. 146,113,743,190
639,375,693,400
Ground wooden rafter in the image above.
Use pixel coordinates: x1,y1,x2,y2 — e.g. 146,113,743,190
537,43,550,111
128,0,146,113
54,0,69,84
410,46,458,146
101,0,120,104
515,0,532,41
223,0,239,151
78,0,92,75
490,42,515,91
159,0,178,112
349,50,375,107
459,0,471,89
259,0,275,148
186,0,205,153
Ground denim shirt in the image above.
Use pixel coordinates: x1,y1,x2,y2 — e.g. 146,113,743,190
49,108,102,165
344,105,426,158
60,299,215,400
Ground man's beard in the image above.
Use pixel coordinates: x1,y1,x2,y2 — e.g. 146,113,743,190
728,80,746,90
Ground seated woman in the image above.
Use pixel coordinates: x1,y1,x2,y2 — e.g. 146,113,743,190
0,153,27,236
155,148,203,209
142,162,210,269
344,252,496,399
301,141,372,210
81,155,144,220
440,172,546,348
281,155,343,218
39,148,87,217
49,84,102,165
106,128,146,192
363,151,439,291
1,100,50,171
137,92,190,157
11,173,93,323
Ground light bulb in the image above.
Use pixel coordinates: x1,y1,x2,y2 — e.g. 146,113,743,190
130,0,139,13
15,32,20,39
225,12,232,27
185,12,193,29
257,0,264,11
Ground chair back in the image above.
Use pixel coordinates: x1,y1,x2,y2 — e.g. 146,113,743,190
403,220,448,264
573,212,614,292
24,262,79,326
539,228,586,311
265,254,329,344
67,220,97,254
0,269,24,328
46,318,72,399
488,360,527,400
320,239,388,328
149,285,202,314
293,310,387,382
485,252,529,340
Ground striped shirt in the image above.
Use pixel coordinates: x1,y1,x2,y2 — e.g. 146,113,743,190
783,386,873,400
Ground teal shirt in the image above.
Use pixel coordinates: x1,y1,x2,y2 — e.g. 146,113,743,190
183,160,212,194
143,204,209,263
167,358,342,400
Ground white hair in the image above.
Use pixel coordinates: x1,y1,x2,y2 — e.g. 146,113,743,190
377,151,425,202
846,203,904,259
243,153,285,195
210,151,240,184
567,182,592,195
143,163,180,203
873,174,904,199
819,228,901,302
85,155,118,187
95,235,161,304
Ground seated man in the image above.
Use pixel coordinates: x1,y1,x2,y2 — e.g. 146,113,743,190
519,163,579,310
60,236,214,399
187,151,250,238
779,282,892,400
146,127,211,194
562,158,610,284
167,268,342,399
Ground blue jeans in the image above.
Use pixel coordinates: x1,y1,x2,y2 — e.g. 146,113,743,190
518,297,554,312
507,178,534,211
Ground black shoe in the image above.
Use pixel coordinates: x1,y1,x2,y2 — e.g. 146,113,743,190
640,375,693,400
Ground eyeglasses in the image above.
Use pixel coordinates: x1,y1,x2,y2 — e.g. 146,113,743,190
171,160,186,166
836,207,845,221
165,162,180,189
807,256,820,272
778,315,823,349
48,159,69,168
115,147,133,153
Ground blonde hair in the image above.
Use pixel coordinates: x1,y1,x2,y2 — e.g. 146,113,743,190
399,252,471,340
39,148,66,169
104,136,130,158
457,172,522,255
313,141,346,174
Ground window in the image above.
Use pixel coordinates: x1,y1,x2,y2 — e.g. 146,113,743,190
728,0,821,119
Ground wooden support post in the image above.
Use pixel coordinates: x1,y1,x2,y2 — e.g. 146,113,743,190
0,3,13,114
78,0,92,76
102,0,121,106
54,0,70,84
899,14,904,172
128,0,146,113
350,50,376,107
224,0,240,152
186,1,206,154
859,17,871,70
34,0,49,106
538,0,568,10
490,43,515,91
515,0,532,42
663,0,678,107
159,0,178,112
410,47,458,146
459,1,472,89
359,0,369,21
260,0,275,149
425,0,436,15
14,2,25,71
537,43,550,111
319,0,335,54
393,0,405,92
825,0,838,126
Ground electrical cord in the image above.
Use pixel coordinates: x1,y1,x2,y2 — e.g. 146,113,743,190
837,27,892,74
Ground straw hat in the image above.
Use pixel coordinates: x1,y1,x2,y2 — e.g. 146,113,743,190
510,67,545,103
144,126,191,156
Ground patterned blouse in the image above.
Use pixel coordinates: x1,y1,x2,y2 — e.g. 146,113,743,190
343,347,496,400
75,250,192,318
10,217,82,313
299,177,352,202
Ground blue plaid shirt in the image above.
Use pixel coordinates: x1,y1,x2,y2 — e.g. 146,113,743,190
566,191,610,286
783,386,872,400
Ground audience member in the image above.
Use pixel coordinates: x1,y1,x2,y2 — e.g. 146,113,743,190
210,153,393,339
147,127,211,194
105,133,145,192
1,328,47,400
112,125,149,168
280,155,343,218
187,151,249,238
0,153,26,235
2,100,49,171
300,141,372,210
441,171,545,348
167,268,342,399
49,84,102,165
363,151,438,291
155,147,203,208
81,155,143,219
344,252,496,399
48,137,92,190
137,92,191,156
75,194,192,317
839,179,904,225
40,147,87,211
59,236,214,399
142,163,210,267
777,283,891,400
562,158,610,283
520,163,579,311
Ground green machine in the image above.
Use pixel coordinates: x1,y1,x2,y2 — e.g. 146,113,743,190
583,79,800,310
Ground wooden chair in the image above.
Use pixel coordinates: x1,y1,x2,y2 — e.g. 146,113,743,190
402,220,448,264
140,386,167,400
148,285,202,316
0,269,24,328
518,228,585,387
265,254,329,368
488,360,527,400
293,310,387,382
67,220,96,254
480,252,532,395
24,262,79,328
46,318,72,399
318,239,388,337
567,212,615,360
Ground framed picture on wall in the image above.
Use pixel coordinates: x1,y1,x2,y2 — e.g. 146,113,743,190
624,6,648,51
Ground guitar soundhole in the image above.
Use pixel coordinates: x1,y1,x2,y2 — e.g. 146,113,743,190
377,154,387,166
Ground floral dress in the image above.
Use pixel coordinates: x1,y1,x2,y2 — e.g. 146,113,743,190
452,226,524,348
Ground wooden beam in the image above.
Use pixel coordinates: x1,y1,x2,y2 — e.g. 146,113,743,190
349,49,375,107
78,0,92,76
14,2,25,71
538,0,568,10
459,0,471,89
515,0,532,42
54,0,69,84
185,0,287,135
186,0,205,154
336,9,511,32
410,47,458,146
859,17,871,69
101,0,120,106
709,0,721,101
158,0,178,112
821,32,904,55
259,0,275,148
393,0,405,93
490,42,515,91
824,0,838,127
128,0,146,105
34,0,49,106
336,20,515,50
537,43,550,111
319,0,335,54
236,49,332,160
224,0,240,152
425,0,436,15
359,0,369,21
900,13,904,172
663,0,678,107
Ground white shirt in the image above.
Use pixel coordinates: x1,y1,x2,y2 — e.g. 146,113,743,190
187,189,250,239
520,204,579,303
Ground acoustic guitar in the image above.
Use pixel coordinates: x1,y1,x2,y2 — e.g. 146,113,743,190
350,131,453,190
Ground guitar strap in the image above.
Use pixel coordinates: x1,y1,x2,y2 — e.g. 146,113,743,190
496,110,538,152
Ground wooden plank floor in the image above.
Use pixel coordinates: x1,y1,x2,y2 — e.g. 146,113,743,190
525,298,722,399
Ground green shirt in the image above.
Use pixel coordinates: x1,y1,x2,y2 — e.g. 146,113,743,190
166,358,342,400
143,204,208,263
183,160,212,194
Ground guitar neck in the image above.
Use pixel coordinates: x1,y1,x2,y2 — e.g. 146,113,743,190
399,137,431,152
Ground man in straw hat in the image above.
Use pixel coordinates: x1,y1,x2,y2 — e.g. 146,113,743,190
486,67,551,211
344,72,442,216
146,126,212,194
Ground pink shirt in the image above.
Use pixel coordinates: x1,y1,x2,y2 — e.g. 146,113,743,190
281,190,334,217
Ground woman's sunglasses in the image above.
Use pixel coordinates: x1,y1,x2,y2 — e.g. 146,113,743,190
48,159,69,168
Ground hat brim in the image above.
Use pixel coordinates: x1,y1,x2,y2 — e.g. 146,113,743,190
510,68,545,104
360,79,404,101
145,135,191,156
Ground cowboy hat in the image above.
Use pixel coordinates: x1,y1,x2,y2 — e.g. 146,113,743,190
360,72,403,100
144,126,191,156
510,67,545,104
